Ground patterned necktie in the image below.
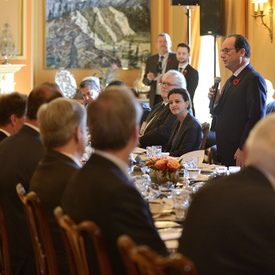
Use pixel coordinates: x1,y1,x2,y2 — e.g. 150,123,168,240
157,56,164,74
222,75,236,96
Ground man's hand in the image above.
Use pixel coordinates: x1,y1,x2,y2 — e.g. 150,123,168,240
147,72,156,82
208,85,221,105
234,148,245,167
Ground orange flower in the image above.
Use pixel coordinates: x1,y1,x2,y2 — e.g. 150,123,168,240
167,158,181,171
155,159,167,170
145,156,183,172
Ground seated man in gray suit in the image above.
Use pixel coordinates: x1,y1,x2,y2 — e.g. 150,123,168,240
139,70,186,150
0,92,27,142
178,113,275,274
0,83,62,275
30,98,87,274
61,86,167,275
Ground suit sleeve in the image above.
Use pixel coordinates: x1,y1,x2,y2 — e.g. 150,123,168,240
169,120,202,157
187,69,199,101
110,184,168,256
239,74,266,149
139,111,177,150
143,57,153,86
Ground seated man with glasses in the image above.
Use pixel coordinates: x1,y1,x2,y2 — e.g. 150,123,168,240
139,70,186,150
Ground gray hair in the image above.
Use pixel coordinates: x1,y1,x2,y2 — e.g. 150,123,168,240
87,86,142,150
245,113,275,175
79,79,99,91
37,98,86,150
163,70,187,89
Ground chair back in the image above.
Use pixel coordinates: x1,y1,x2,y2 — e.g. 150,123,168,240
118,235,197,275
54,206,113,275
0,201,12,275
16,183,59,275
200,122,210,150
117,235,139,275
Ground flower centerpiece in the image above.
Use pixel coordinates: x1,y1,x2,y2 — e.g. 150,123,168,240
146,157,183,185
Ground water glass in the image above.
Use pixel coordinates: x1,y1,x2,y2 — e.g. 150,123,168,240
133,175,149,197
152,145,162,157
146,146,153,158
172,189,190,220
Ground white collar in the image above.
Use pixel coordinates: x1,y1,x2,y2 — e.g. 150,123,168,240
233,62,249,77
0,129,10,137
24,122,40,133
94,149,129,179
60,151,82,168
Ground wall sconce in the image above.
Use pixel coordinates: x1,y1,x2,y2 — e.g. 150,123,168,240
252,0,273,42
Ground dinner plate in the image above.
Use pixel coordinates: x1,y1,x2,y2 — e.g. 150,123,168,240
154,221,180,229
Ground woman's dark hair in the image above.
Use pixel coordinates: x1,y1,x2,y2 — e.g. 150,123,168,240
168,88,192,110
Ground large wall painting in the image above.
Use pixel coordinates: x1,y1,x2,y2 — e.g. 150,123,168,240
45,0,151,69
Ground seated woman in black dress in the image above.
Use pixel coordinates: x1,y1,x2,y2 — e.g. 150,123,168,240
166,88,202,157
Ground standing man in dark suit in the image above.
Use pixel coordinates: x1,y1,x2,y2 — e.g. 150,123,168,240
139,70,186,150
0,92,27,143
143,33,178,108
61,86,167,275
30,98,86,274
176,43,199,116
178,113,275,274
0,83,62,275
208,34,266,167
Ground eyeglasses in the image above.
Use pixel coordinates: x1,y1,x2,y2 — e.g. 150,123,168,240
160,82,178,88
220,48,236,54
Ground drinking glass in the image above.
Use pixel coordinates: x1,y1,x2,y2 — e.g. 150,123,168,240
152,145,162,157
172,189,190,220
146,146,153,158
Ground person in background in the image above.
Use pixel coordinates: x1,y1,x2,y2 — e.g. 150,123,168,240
166,88,202,157
106,80,151,125
61,86,167,275
265,79,275,114
79,78,100,107
29,98,86,274
143,33,178,108
0,92,27,142
176,43,199,116
208,34,266,167
0,83,62,275
139,70,186,151
178,113,275,274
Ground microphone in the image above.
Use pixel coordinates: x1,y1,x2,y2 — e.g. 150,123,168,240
209,76,221,110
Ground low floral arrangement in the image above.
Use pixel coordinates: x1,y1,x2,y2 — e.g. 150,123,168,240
146,157,183,184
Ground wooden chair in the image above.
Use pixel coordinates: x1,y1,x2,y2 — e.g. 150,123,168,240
117,235,139,275
0,201,12,275
16,183,59,275
54,206,113,275
117,235,198,275
200,122,210,150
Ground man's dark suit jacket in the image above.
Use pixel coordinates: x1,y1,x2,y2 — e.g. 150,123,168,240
178,166,275,275
139,102,177,150
143,52,178,107
30,150,80,274
0,130,8,143
183,64,199,116
0,124,44,275
210,63,266,166
61,153,167,275
166,113,202,157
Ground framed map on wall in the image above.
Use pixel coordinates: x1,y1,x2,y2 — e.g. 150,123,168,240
45,0,151,69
